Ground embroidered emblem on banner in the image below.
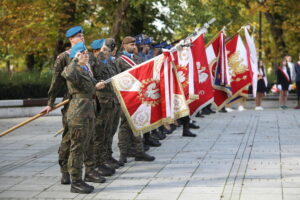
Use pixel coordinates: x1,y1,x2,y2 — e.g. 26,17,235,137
138,79,161,107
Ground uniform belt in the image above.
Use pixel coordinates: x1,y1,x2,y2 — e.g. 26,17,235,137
72,94,96,99
97,92,114,97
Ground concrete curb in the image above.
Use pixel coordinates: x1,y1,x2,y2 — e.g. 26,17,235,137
0,94,298,118
0,98,63,118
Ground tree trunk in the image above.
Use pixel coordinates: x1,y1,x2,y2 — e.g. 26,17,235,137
264,12,287,57
6,60,10,72
53,0,76,60
110,0,130,43
25,53,35,71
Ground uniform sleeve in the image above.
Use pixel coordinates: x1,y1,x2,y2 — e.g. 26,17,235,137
47,54,67,107
61,59,80,83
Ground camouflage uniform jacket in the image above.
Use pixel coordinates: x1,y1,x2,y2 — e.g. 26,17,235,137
47,50,71,107
61,59,97,119
115,53,143,72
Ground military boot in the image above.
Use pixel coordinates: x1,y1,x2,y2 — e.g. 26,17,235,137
104,159,120,169
151,129,166,140
135,152,155,161
208,107,216,113
119,154,127,166
189,122,200,129
182,124,197,137
143,144,150,152
71,180,94,194
144,132,161,147
196,112,204,118
97,164,115,176
61,172,71,185
84,170,106,183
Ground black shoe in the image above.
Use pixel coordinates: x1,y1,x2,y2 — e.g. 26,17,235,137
104,159,120,169
150,132,160,140
144,136,161,147
189,123,200,129
135,153,155,161
102,163,116,174
109,157,121,166
202,108,211,115
71,180,94,194
195,112,204,118
170,124,177,130
97,164,114,176
182,129,197,137
152,131,167,140
219,107,227,113
144,144,150,152
119,154,127,166
61,172,71,185
208,108,216,113
84,170,106,183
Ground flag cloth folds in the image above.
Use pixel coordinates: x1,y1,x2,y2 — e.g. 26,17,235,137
172,41,200,103
188,34,214,116
226,34,253,102
111,53,189,135
244,27,258,97
206,31,232,110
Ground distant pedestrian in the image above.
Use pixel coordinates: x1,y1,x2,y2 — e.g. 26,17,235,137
277,59,292,109
255,60,268,110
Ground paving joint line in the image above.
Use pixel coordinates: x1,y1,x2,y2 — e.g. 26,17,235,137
176,116,234,200
220,115,256,200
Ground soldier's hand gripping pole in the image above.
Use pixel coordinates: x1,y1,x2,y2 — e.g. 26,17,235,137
0,99,70,138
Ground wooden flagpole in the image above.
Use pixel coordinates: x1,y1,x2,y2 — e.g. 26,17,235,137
0,99,69,137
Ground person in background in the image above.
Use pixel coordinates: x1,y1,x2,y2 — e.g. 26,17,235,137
277,59,292,109
255,60,268,110
294,52,300,109
285,55,296,82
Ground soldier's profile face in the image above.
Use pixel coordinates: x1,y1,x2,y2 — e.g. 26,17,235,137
100,45,110,58
70,33,85,44
125,43,136,54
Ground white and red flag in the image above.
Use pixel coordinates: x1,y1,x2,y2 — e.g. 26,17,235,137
111,53,189,135
244,26,258,97
188,34,214,116
206,31,232,110
172,41,200,103
226,34,253,101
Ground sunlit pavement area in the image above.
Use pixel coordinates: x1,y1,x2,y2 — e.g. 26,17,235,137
0,109,300,200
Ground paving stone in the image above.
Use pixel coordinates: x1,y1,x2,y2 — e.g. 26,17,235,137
0,110,299,199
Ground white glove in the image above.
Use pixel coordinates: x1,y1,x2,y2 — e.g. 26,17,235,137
277,84,282,90
288,84,292,91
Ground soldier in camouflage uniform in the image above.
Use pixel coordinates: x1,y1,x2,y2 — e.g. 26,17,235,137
93,38,122,169
88,38,120,176
115,36,155,165
62,42,106,194
41,26,84,185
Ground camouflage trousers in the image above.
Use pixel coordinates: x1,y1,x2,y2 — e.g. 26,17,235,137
118,113,144,156
60,98,96,181
58,104,70,173
94,99,120,165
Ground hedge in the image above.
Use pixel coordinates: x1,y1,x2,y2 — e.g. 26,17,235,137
0,71,63,100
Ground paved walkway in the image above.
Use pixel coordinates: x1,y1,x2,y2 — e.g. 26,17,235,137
0,109,299,200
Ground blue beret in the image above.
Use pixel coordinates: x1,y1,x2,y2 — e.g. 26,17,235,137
143,37,153,45
91,39,105,50
70,42,87,58
66,26,83,38
153,41,168,48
